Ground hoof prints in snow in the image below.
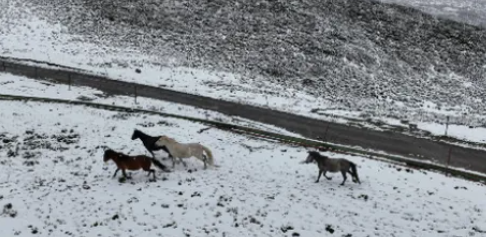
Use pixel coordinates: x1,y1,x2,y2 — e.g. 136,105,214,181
2,129,81,167
0,100,486,237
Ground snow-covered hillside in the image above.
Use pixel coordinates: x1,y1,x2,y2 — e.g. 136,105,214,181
1,0,486,134
1,99,485,237
378,0,486,27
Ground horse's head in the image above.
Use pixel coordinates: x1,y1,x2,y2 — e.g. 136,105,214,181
103,149,116,162
303,151,320,164
131,130,139,140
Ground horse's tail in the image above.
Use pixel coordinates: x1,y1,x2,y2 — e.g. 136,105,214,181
150,158,171,172
350,162,361,184
201,145,214,166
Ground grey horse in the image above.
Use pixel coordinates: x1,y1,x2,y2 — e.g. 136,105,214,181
303,151,361,186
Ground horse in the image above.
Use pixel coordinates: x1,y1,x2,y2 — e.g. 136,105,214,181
103,149,171,181
303,151,361,186
155,135,215,169
131,129,173,160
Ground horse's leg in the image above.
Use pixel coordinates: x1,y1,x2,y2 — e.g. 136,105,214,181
347,170,357,183
163,152,172,161
315,170,323,183
112,168,120,178
323,171,332,180
171,156,176,168
150,169,156,181
202,154,208,169
180,157,188,168
122,169,131,179
340,170,347,186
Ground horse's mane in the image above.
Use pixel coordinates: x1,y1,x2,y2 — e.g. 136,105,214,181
105,149,130,160
308,151,328,160
160,135,177,143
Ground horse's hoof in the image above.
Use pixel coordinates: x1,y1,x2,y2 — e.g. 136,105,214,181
315,181,319,183
149,179,156,182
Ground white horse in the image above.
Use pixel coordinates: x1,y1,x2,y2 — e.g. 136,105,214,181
155,135,215,169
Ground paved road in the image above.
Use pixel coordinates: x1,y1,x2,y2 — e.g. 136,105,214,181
1,57,486,173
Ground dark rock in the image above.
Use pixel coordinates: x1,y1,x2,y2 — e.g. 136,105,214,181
454,186,467,190
358,194,369,201
473,226,486,233
280,225,294,233
325,225,335,234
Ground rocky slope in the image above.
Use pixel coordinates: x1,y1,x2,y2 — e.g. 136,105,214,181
15,0,486,125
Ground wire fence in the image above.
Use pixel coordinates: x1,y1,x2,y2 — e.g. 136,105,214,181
1,56,486,183
1,93,485,184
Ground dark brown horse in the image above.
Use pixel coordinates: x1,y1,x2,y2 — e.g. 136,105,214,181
103,149,170,181
303,151,361,186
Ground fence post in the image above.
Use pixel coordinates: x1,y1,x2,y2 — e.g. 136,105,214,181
134,85,138,104
68,73,72,91
445,116,450,136
323,124,330,141
2,61,5,71
446,147,452,176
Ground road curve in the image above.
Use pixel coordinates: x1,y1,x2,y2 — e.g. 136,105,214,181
1,57,486,174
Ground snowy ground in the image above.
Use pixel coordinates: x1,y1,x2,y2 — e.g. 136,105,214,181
1,0,486,146
1,100,486,237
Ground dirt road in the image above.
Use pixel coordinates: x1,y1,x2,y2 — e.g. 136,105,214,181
1,57,485,174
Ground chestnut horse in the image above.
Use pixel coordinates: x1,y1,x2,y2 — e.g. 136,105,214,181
103,149,170,181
